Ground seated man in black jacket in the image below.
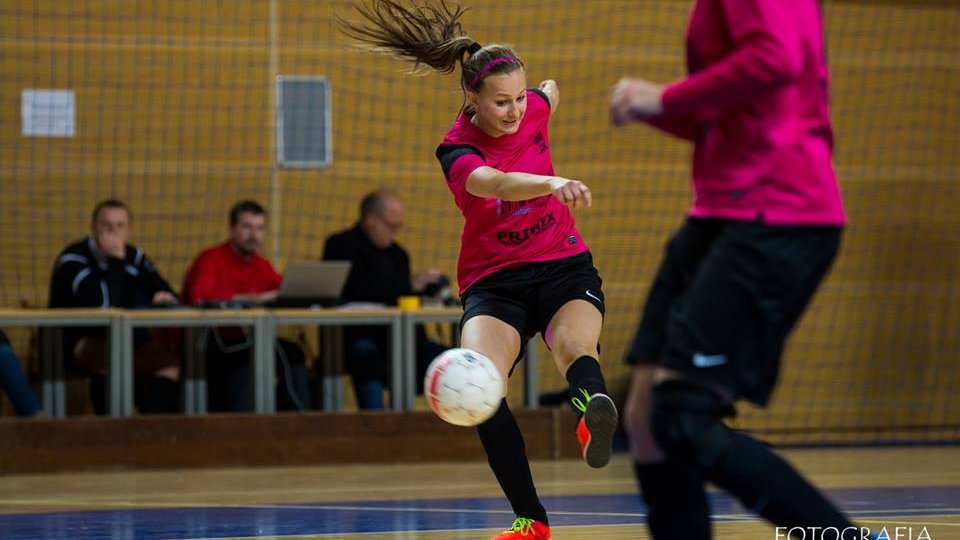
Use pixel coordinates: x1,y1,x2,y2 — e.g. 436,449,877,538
323,189,448,409
48,199,180,414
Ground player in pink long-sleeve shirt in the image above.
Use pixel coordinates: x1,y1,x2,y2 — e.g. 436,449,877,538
611,1,875,539
342,2,617,539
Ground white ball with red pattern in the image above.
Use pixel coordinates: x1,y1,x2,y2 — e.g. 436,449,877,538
424,348,504,427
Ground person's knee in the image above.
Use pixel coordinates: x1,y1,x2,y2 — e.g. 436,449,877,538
155,364,180,381
73,337,107,373
133,342,181,379
346,338,385,381
348,338,381,361
649,379,732,469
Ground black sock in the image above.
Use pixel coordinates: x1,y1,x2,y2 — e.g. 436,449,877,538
708,431,855,532
476,399,548,525
134,377,180,414
635,460,711,540
565,356,607,418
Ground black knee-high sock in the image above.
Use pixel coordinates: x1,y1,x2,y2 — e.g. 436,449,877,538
635,460,711,540
707,431,855,532
477,399,548,525
565,356,607,418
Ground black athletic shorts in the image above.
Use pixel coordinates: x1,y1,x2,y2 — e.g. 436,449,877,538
461,251,605,360
625,218,842,406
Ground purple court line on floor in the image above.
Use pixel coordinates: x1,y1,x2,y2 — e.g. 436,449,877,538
1,486,957,539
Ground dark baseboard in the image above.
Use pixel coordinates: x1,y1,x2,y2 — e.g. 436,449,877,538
0,408,581,474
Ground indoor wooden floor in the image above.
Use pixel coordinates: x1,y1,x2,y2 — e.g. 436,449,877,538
1,447,958,539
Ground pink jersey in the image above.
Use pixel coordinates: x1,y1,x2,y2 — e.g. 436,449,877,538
652,0,845,226
436,89,588,295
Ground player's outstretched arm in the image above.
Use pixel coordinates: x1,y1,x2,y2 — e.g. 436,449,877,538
466,166,591,208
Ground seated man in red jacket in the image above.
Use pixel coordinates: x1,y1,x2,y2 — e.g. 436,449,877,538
182,200,312,412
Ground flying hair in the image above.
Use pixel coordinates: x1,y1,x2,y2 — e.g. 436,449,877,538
339,0,523,91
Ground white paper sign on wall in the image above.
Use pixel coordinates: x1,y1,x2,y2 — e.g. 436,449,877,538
22,89,75,137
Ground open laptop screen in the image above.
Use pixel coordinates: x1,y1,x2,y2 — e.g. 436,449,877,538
274,261,351,306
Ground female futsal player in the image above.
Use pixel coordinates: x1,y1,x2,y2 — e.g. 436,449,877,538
341,2,617,538
610,1,877,539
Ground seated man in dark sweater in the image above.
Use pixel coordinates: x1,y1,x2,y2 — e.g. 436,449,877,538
48,199,181,414
323,189,447,409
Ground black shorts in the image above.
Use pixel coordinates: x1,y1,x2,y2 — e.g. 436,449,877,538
625,218,842,406
461,251,605,354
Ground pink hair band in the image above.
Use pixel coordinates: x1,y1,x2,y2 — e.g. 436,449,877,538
468,56,518,88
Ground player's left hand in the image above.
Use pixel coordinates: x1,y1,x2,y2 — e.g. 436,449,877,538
610,78,664,125
538,79,559,112
549,177,592,209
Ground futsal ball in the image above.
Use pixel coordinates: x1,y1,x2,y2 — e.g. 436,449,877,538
424,348,504,427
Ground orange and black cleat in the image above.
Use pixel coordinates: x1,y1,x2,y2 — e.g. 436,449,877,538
573,390,618,468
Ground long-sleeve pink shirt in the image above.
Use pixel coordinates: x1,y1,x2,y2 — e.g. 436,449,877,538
653,0,846,226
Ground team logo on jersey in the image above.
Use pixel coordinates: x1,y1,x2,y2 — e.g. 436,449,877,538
496,212,557,245
533,132,548,154
497,199,525,217
497,198,548,217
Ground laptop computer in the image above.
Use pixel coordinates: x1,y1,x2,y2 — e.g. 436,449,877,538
273,261,352,307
